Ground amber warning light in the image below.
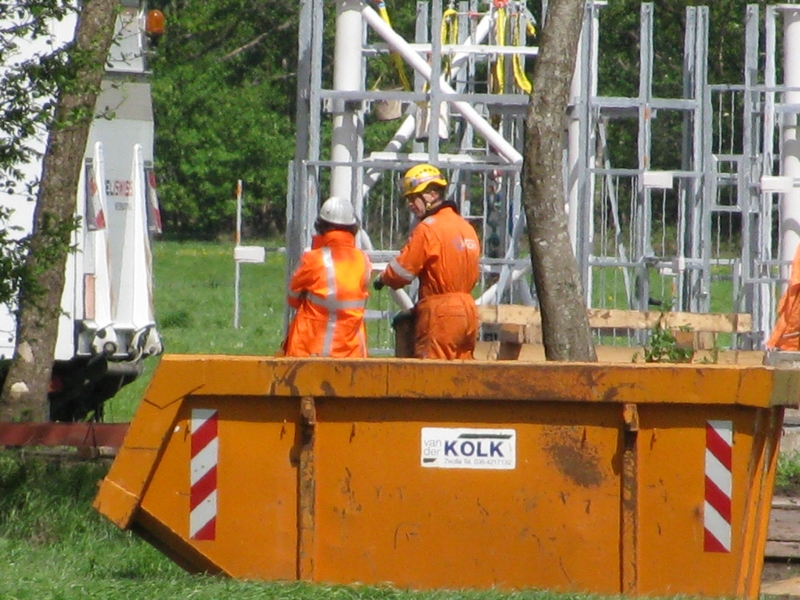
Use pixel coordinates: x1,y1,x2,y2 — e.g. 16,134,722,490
145,9,165,37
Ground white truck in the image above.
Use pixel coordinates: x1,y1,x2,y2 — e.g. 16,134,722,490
0,1,163,421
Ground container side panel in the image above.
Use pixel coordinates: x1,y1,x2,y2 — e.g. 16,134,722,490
313,398,622,593
95,356,788,596
138,395,298,580
637,404,759,597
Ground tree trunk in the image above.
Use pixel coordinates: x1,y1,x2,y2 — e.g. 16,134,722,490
0,0,118,422
521,0,597,362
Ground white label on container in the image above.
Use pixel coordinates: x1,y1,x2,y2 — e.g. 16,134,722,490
420,427,516,470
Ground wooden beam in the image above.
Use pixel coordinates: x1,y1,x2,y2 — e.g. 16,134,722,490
473,341,765,364
0,422,128,450
478,305,752,333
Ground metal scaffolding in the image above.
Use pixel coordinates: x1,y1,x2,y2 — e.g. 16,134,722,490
288,1,800,352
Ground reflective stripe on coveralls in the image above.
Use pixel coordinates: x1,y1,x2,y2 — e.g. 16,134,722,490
321,248,338,356
388,257,415,282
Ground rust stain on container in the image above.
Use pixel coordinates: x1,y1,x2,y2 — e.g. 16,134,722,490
542,425,604,488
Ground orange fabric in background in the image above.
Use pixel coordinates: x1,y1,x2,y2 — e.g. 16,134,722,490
767,243,800,350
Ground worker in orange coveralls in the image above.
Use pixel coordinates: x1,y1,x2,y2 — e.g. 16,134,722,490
767,242,800,351
373,164,481,360
281,196,372,357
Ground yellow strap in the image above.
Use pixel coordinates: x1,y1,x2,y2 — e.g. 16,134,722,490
378,5,412,91
441,8,459,46
440,8,459,77
511,13,532,94
493,7,506,94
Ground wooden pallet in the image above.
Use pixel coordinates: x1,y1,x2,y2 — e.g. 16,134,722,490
478,305,753,335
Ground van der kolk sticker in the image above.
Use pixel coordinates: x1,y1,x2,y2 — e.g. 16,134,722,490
420,427,516,470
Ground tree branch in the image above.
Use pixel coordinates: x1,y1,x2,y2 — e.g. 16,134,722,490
219,32,270,61
218,18,294,62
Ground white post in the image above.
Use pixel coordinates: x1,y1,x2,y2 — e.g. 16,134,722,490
780,5,800,280
234,180,243,329
567,5,601,255
567,33,583,254
362,6,523,165
330,0,364,204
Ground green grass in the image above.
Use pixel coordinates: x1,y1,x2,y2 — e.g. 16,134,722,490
589,263,737,314
776,451,800,495
152,240,287,354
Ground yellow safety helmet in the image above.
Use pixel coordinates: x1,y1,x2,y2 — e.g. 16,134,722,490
401,164,447,197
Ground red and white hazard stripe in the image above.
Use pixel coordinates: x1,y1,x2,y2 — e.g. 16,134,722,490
704,419,732,553
190,408,218,541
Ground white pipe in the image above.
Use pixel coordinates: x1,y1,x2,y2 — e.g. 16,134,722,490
390,288,414,311
362,14,495,194
362,6,522,165
779,5,800,280
475,264,531,306
330,0,364,203
362,115,416,193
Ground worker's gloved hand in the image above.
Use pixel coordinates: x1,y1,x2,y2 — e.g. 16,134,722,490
391,309,415,328
372,277,385,291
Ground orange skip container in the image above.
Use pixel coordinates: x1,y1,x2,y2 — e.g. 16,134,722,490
94,355,800,597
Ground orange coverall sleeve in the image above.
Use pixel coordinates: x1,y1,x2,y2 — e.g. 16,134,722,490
381,224,433,288
286,252,317,309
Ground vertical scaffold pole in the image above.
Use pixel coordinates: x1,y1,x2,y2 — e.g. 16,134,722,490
779,6,800,281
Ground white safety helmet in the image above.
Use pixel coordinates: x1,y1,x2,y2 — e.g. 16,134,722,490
318,196,356,226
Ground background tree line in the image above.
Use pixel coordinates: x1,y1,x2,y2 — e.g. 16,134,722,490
145,0,767,240
1,0,767,248
146,0,300,238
